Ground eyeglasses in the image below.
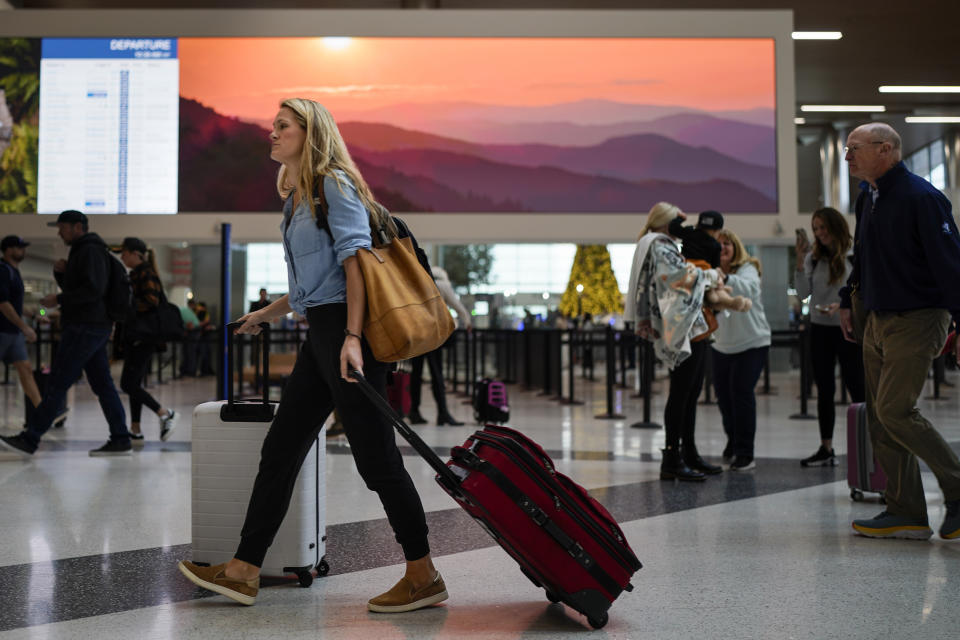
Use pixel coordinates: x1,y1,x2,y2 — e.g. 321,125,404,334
843,141,885,155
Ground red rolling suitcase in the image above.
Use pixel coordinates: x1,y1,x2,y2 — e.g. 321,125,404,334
847,402,887,502
351,370,640,629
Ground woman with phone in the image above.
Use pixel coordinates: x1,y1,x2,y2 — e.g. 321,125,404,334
795,207,864,467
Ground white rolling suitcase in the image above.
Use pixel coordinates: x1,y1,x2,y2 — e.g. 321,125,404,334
190,324,328,586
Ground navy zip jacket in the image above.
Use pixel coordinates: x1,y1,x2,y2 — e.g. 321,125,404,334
840,162,960,326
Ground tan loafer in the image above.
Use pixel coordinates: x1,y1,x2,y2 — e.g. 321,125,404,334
368,572,448,613
177,561,259,606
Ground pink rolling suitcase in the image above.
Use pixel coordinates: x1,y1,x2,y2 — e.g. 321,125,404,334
847,402,887,501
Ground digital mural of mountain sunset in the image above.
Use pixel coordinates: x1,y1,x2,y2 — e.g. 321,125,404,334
178,37,777,214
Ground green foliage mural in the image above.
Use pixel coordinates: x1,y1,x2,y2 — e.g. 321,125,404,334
0,38,41,213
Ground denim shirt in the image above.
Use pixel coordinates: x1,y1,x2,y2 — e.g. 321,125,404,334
281,171,372,315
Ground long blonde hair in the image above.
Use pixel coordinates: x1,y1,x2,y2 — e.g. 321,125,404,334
811,207,852,285
717,229,762,276
638,201,681,239
275,98,396,242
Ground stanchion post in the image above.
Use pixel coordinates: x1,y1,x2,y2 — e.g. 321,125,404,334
595,325,626,419
618,328,628,389
790,325,817,420
631,339,662,429
926,354,948,400
504,330,516,384
562,328,584,405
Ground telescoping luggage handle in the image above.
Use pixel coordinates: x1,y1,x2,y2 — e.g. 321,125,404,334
349,369,462,496
221,321,274,422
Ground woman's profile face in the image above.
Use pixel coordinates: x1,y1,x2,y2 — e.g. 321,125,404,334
270,107,306,165
811,215,832,248
719,237,735,264
120,249,138,269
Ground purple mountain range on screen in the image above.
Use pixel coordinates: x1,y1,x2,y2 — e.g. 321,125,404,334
180,97,776,213
351,147,774,213
339,122,776,199
338,99,774,128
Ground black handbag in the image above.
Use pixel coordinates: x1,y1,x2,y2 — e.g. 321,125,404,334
130,289,184,342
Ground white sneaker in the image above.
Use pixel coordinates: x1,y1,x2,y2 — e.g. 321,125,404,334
159,410,178,441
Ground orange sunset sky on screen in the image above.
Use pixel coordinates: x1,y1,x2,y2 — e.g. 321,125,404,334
179,37,775,122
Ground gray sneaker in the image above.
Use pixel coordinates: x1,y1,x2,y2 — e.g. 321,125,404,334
852,511,932,540
159,410,178,442
940,500,960,540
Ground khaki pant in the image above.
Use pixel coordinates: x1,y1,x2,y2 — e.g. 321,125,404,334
862,308,960,520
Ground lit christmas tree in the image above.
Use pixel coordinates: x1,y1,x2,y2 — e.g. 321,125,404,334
559,245,623,318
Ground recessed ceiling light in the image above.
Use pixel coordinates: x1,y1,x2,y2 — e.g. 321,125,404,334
904,116,960,123
791,31,843,40
800,105,886,112
794,117,806,124
879,86,960,93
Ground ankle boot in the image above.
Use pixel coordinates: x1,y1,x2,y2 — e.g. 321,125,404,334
407,409,427,425
682,445,723,475
660,447,706,482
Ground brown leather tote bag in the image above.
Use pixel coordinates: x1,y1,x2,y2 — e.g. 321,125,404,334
314,176,455,362
356,235,455,362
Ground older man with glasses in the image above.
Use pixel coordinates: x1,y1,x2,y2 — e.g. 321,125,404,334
838,122,960,541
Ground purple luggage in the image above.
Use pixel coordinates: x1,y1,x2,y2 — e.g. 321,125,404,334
473,378,509,424
847,402,887,501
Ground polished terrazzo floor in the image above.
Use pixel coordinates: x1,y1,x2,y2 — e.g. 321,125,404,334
1,362,959,639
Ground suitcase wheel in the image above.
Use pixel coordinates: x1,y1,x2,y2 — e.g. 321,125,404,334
587,613,608,630
850,489,864,502
297,571,313,588
545,590,561,604
316,558,330,577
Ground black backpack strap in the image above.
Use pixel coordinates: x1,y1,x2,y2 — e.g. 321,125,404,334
392,215,434,279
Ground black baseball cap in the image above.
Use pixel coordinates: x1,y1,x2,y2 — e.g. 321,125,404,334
111,237,148,254
0,235,30,251
697,210,724,230
46,210,88,227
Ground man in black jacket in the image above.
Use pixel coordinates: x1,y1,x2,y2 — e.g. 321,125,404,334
0,210,131,457
838,123,960,540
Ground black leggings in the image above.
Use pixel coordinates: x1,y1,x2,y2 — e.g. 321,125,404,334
235,303,430,567
120,340,161,423
810,323,865,441
663,339,708,449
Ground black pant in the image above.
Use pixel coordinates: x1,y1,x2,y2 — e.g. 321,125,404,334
235,304,430,567
810,323,865,441
120,340,161,423
663,340,708,449
712,346,768,458
409,349,448,416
